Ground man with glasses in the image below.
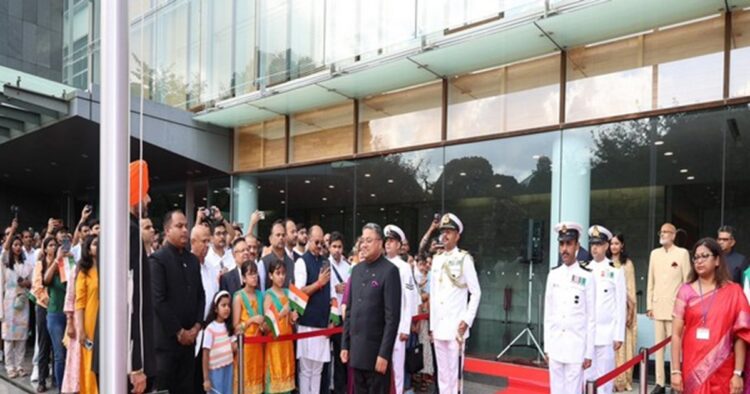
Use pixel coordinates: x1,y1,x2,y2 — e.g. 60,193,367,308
717,225,748,284
646,223,690,394
294,225,333,394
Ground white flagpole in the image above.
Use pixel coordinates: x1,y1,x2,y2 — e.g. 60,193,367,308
100,0,129,392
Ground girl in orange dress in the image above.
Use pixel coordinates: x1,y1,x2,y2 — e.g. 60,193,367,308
263,258,298,394
233,261,266,394
74,235,99,394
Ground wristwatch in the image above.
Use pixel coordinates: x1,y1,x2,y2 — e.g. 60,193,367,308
734,369,744,377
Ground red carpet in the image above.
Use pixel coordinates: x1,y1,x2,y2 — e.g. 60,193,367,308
465,357,549,394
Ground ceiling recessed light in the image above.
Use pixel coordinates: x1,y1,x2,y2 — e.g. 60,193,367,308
213,189,219,194
81,153,89,159
687,176,695,180
380,207,385,211
364,173,371,178
202,197,207,201
459,172,467,176
281,200,285,204
257,185,261,189
655,141,665,146
664,152,674,156
340,210,344,214
328,185,335,189
532,155,541,160
370,193,376,197
178,193,184,198
680,169,688,173
304,179,311,184
50,161,57,166
173,203,178,207
322,197,327,201
280,189,285,194
24,168,31,172
495,184,502,188
387,179,394,183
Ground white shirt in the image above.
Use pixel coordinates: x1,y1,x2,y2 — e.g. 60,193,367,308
205,246,236,272
388,255,418,336
590,258,627,345
255,259,266,292
544,261,596,363
22,247,37,266
429,247,481,341
329,255,350,306
294,254,333,363
200,261,220,320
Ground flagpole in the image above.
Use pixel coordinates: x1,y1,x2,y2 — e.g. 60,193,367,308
100,0,129,393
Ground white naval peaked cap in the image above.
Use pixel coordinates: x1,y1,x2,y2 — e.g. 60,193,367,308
554,221,583,241
588,225,613,244
439,213,464,235
384,224,406,243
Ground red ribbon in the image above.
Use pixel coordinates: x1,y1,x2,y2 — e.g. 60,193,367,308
243,313,430,344
595,336,672,386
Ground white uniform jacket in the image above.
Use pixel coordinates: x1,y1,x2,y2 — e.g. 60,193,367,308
589,258,627,345
429,248,481,341
544,261,596,363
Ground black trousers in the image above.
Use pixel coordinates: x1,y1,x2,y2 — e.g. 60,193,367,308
35,305,51,383
155,346,196,394
194,347,204,394
331,333,347,394
353,367,391,394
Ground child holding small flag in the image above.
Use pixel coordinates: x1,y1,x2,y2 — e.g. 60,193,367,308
263,258,298,393
232,260,266,394
203,291,236,394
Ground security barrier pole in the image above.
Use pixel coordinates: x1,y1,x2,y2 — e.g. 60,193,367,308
237,334,244,394
585,379,597,394
638,347,649,394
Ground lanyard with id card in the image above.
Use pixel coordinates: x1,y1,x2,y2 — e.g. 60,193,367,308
696,281,716,341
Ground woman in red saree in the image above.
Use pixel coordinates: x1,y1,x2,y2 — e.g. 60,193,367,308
671,238,750,394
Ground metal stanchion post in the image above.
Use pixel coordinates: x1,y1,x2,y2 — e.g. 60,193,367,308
585,379,597,394
237,334,245,394
639,347,649,394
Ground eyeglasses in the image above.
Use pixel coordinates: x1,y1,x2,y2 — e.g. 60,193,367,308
692,253,715,262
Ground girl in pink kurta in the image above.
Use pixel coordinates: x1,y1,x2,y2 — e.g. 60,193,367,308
61,266,81,393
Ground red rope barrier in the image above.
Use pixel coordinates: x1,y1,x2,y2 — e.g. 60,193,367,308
594,336,672,387
243,313,430,344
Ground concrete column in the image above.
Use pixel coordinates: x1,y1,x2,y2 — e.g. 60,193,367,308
549,131,591,268
233,174,258,235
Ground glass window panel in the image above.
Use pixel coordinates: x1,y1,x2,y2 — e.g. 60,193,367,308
235,116,287,171
291,102,355,163
324,0,358,63
723,106,750,254
359,82,442,153
234,0,258,95
130,17,155,100
731,10,750,98
259,0,289,87
253,169,289,240
448,53,560,139
203,0,234,102
444,132,558,357
289,0,325,78
566,15,724,122
154,1,190,108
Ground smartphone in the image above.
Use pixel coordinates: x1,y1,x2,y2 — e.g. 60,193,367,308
84,339,94,350
258,211,266,220
61,238,72,253
433,213,440,222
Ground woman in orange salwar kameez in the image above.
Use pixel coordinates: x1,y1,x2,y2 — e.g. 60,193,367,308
233,261,265,394
671,238,750,394
263,258,297,394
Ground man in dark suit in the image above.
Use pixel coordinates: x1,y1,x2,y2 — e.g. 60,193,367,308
220,237,251,299
150,210,205,394
341,223,401,393
718,225,749,284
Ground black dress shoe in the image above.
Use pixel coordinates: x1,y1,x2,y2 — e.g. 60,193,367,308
36,383,47,393
650,385,665,394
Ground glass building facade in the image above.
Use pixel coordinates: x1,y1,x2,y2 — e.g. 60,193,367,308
54,0,750,361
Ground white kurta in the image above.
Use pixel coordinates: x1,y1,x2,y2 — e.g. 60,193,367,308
205,246,236,272
294,257,333,363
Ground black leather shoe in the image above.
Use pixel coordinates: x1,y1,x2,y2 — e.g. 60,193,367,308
650,385,665,394
36,383,47,393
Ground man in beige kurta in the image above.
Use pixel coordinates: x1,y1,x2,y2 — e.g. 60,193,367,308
646,223,690,394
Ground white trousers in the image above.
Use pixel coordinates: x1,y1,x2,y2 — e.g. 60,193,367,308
4,340,26,372
392,337,406,394
549,359,584,394
299,357,324,394
434,339,463,394
584,345,615,394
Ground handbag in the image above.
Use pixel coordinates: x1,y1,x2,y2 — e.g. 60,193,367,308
405,336,424,374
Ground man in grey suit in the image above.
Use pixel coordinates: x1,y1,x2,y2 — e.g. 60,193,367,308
341,223,401,394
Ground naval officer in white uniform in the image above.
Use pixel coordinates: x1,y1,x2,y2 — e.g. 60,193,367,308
585,225,626,393
429,213,481,394
544,222,596,394
384,224,418,394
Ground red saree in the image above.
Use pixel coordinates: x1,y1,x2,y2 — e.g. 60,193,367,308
673,282,750,394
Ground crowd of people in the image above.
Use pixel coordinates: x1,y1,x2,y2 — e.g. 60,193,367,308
0,160,482,394
544,221,750,394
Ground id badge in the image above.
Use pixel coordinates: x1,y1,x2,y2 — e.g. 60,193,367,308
696,327,710,341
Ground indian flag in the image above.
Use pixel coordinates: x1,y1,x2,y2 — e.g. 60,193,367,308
264,305,281,337
288,284,309,316
330,298,341,325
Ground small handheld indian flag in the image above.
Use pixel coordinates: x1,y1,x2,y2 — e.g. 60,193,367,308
288,284,309,316
330,298,341,325
264,305,281,337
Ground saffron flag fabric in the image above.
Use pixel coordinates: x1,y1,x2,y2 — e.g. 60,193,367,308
330,298,341,325
288,284,309,316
